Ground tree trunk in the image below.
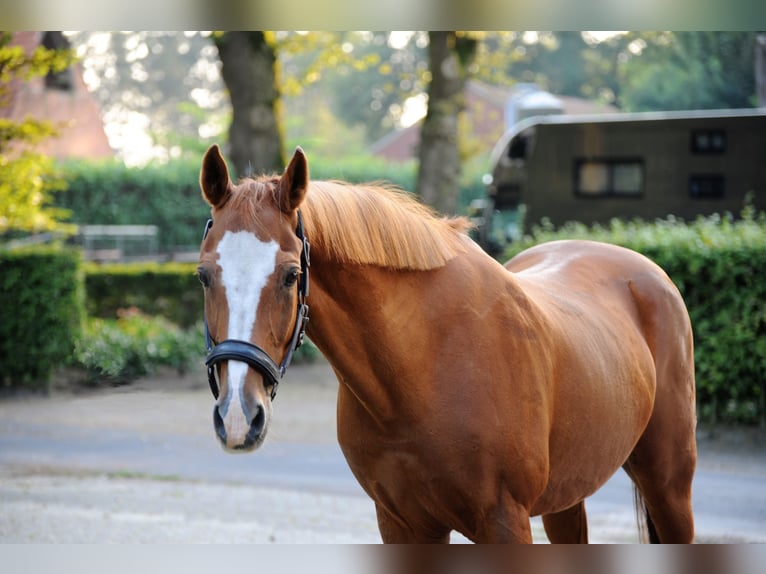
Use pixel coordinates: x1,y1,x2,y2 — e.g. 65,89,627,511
214,32,284,177
415,31,477,214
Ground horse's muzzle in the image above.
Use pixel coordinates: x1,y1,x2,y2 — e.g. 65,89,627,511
213,394,268,452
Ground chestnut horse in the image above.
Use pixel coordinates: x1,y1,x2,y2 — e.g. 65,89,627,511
197,144,697,543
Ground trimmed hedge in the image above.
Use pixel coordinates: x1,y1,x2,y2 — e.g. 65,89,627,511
84,261,201,328
56,156,486,253
81,261,320,383
504,210,766,425
0,246,84,390
57,159,209,251
76,209,766,422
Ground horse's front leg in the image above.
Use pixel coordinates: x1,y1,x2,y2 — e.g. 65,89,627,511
472,495,534,543
375,503,450,543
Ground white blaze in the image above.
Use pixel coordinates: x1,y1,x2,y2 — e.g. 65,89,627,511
218,230,280,341
216,230,279,433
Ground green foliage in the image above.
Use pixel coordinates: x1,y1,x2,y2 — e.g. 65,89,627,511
59,155,410,252
473,31,631,106
308,154,417,191
284,94,370,158
0,246,84,390
0,33,76,235
58,155,483,247
471,31,758,112
75,312,321,385
505,210,766,425
292,337,322,364
0,33,73,85
281,31,428,143
79,261,321,384
58,158,209,250
0,151,72,234
620,32,758,111
83,261,201,328
75,311,203,383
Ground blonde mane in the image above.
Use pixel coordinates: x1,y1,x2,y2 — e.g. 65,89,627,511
302,181,471,270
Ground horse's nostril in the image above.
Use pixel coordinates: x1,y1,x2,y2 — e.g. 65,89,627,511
245,404,266,446
213,404,227,443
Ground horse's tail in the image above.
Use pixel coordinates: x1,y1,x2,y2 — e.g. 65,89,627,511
633,485,660,543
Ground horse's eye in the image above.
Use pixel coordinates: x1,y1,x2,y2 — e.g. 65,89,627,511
284,268,300,288
197,267,211,288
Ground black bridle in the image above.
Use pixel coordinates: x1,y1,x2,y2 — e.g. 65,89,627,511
202,211,310,401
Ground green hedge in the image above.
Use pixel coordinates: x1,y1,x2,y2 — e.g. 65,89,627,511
81,261,320,383
77,209,766,421
0,246,84,391
504,210,766,425
56,156,486,252
57,159,209,250
84,261,201,328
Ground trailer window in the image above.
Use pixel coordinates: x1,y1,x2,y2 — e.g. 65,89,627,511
578,163,609,195
689,175,725,198
691,129,727,154
508,135,528,160
613,164,643,195
575,159,643,197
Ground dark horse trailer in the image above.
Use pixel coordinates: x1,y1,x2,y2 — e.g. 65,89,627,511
478,108,766,253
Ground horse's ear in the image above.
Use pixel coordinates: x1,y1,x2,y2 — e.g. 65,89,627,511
200,144,232,208
278,147,309,213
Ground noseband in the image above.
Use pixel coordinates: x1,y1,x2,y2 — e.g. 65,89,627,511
202,211,310,401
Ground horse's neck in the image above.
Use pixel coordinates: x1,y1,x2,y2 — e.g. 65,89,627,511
304,254,431,419
303,247,532,423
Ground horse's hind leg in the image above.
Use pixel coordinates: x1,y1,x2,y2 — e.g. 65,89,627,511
623,432,696,544
622,361,696,543
542,501,589,543
625,276,697,543
624,344,696,541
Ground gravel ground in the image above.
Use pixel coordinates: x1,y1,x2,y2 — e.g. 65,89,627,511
1,361,764,544
0,472,381,543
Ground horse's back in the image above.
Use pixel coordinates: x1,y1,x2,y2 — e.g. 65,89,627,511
507,239,666,285
505,239,692,363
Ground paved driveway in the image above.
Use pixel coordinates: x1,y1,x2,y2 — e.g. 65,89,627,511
1,362,764,543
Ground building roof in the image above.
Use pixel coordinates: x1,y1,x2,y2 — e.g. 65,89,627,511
369,81,617,163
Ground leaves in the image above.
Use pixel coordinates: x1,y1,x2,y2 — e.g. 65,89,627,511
57,155,430,251
620,32,758,111
75,313,202,382
0,150,72,234
0,246,84,390
0,33,76,235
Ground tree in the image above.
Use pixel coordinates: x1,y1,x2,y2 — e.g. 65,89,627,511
213,32,284,177
473,31,640,108
66,31,404,166
0,32,75,235
66,31,226,164
620,32,759,111
322,32,429,143
415,31,477,214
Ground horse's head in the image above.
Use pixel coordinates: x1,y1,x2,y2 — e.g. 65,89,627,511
198,144,309,452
